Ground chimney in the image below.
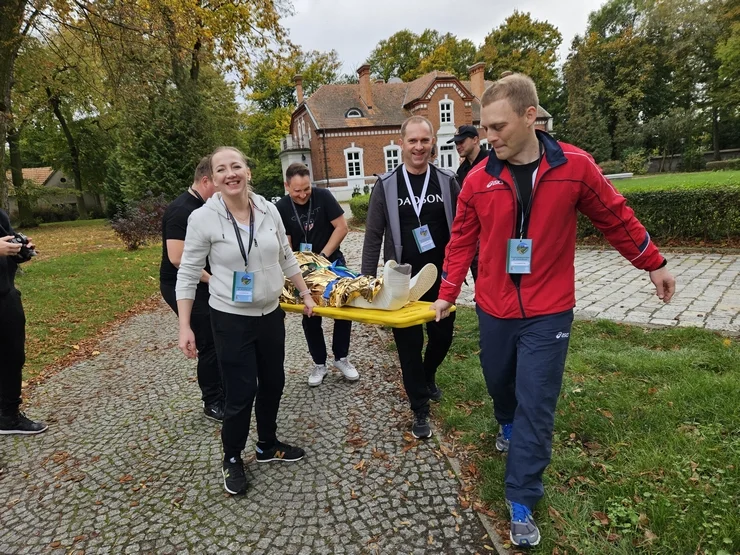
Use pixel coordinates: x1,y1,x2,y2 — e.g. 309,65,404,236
357,64,373,109
468,62,486,99
294,74,304,104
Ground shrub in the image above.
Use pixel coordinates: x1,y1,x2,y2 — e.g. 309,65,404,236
706,158,740,171
349,193,371,224
578,185,740,241
110,193,168,250
622,150,649,175
599,160,623,175
679,145,706,172
34,203,79,224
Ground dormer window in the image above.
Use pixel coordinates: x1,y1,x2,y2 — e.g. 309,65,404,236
346,108,363,118
440,100,453,125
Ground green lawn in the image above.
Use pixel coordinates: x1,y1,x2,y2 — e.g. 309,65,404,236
614,170,740,192
15,232,161,378
434,308,739,554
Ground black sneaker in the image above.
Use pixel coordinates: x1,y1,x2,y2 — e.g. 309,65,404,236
222,457,247,495
255,440,305,463
428,383,443,402
411,410,432,439
0,412,48,435
203,403,224,423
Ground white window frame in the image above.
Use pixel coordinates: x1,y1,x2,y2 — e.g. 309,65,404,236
383,144,401,173
439,98,454,126
346,108,363,118
439,144,456,170
344,144,364,178
480,138,489,152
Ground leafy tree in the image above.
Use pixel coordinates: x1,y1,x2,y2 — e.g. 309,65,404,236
408,35,477,80
249,46,341,111
114,65,243,202
367,29,445,82
477,12,563,107
242,107,292,199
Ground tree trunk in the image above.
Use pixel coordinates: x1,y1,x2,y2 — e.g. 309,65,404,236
712,106,721,161
7,126,35,226
47,88,88,219
0,0,28,212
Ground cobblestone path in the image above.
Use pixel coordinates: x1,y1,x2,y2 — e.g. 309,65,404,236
0,308,491,554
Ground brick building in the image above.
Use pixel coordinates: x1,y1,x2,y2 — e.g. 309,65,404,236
279,63,553,201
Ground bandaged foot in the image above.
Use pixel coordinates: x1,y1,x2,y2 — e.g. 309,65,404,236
347,260,438,311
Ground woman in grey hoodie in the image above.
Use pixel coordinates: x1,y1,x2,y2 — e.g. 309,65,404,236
176,147,315,496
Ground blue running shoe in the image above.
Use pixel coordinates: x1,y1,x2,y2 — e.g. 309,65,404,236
496,423,513,452
507,500,540,547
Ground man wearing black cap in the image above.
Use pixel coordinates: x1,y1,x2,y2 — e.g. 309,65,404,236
448,124,487,281
449,125,488,186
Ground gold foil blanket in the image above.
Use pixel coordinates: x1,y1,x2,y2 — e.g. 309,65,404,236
280,252,382,308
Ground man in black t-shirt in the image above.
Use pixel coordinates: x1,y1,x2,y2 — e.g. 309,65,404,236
276,162,358,386
449,124,488,281
160,157,224,422
361,116,460,440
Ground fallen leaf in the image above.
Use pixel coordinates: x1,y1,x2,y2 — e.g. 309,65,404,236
118,474,133,483
548,506,567,530
592,511,609,526
644,529,658,543
598,409,614,419
354,460,366,471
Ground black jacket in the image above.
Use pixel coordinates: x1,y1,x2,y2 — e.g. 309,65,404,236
0,210,20,296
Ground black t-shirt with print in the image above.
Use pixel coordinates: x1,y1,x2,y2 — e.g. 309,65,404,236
160,190,211,290
396,166,450,278
275,186,345,262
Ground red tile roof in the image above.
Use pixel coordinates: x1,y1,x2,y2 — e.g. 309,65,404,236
304,72,551,130
4,167,55,186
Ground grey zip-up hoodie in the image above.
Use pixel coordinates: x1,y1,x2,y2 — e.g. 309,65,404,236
176,192,301,317
361,164,460,276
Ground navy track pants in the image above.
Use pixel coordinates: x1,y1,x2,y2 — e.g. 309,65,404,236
477,306,573,509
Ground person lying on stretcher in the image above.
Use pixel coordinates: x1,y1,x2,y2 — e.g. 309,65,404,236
281,252,437,311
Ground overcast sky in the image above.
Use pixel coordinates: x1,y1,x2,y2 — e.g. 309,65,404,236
282,0,608,75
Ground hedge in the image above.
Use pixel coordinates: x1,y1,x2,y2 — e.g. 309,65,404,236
706,158,740,171
349,194,370,223
348,184,740,241
578,186,740,241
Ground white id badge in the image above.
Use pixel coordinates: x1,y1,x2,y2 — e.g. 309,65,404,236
506,239,533,274
299,242,313,252
232,271,255,302
412,225,436,253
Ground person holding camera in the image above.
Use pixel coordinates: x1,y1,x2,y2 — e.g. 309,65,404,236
0,208,47,435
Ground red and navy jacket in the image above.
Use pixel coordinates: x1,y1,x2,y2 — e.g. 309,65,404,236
438,130,665,319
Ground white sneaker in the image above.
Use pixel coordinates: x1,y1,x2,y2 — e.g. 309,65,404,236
333,358,359,381
308,364,328,386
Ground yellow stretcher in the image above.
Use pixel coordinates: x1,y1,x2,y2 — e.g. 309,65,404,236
280,301,456,328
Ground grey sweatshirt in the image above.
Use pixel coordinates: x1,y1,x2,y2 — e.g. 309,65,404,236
176,193,301,316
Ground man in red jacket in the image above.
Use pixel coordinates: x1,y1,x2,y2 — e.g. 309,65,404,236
431,74,675,547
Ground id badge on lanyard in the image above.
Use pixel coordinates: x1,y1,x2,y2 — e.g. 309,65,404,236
291,197,313,253
506,157,540,275
402,166,436,253
232,271,255,302
226,203,255,302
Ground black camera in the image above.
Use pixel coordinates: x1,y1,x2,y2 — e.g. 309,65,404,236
10,233,37,262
